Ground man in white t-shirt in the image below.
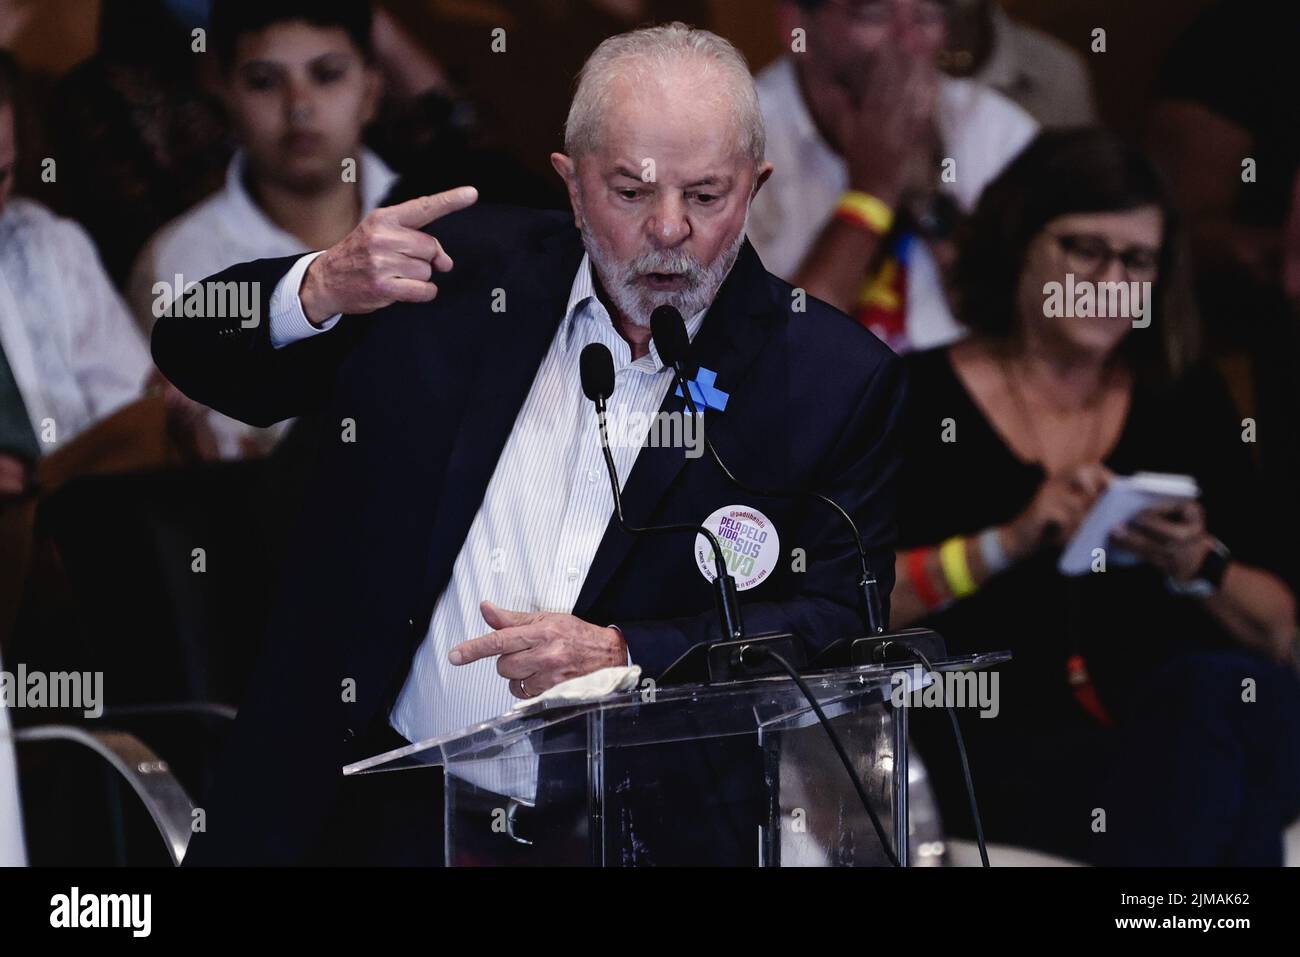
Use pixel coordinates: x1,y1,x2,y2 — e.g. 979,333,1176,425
749,0,1037,354
0,50,159,649
0,83,152,498
130,3,398,460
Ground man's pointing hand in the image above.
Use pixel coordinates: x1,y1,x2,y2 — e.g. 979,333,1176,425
299,185,479,325
448,601,628,699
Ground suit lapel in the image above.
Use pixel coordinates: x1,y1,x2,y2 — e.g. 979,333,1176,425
573,239,780,617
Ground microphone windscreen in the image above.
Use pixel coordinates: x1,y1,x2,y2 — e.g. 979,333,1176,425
579,342,616,402
650,305,690,368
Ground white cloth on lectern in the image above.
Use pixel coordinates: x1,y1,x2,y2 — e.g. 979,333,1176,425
510,665,642,711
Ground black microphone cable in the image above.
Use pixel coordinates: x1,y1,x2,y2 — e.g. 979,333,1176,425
652,306,989,866
650,305,885,636
906,648,990,867
580,342,745,641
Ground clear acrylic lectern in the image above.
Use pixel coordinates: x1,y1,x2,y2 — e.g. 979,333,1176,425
344,653,1008,866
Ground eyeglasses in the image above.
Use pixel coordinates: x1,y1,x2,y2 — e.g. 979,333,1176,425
824,0,950,28
1051,233,1161,281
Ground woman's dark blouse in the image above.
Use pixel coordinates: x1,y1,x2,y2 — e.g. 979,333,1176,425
898,347,1287,733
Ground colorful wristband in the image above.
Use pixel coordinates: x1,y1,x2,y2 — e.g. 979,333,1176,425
907,548,944,610
938,536,978,599
834,190,895,236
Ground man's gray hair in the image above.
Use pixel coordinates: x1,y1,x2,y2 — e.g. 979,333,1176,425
564,22,766,171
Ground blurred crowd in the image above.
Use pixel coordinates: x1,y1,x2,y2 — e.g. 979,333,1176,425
1,0,1298,866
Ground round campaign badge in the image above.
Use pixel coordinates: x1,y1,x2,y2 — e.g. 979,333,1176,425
694,504,780,591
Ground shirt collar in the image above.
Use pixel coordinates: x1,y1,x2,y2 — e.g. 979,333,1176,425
356,148,401,212
561,252,707,373
222,147,400,248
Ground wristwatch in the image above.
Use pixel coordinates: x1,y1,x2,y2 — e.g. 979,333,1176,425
1166,537,1231,597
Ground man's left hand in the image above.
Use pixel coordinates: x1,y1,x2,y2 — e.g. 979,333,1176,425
448,601,628,699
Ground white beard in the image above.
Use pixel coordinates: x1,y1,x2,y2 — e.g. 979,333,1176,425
577,202,748,328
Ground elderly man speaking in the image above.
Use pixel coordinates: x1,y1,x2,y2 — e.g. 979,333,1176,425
155,22,904,866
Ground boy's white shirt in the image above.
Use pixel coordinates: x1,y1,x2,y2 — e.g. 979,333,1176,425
129,148,398,459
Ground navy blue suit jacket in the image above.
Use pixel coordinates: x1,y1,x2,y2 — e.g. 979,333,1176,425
152,204,905,864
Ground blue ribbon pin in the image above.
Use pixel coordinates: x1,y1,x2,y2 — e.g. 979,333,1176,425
674,367,729,416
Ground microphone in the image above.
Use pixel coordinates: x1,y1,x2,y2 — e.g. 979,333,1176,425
579,341,615,403
579,342,745,642
649,305,886,637
648,313,906,867
649,312,979,871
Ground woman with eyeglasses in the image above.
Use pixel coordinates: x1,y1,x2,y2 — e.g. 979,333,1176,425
891,128,1300,865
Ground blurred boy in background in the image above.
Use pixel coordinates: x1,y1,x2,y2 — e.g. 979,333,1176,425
129,1,398,460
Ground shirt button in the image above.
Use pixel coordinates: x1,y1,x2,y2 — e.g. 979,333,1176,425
566,566,579,582
490,548,505,572
586,470,598,484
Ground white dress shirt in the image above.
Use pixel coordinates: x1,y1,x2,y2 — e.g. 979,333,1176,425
0,198,151,453
270,251,707,797
747,56,1038,354
129,148,398,458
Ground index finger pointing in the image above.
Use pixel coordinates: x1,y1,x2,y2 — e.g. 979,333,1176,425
388,186,479,229
448,625,535,665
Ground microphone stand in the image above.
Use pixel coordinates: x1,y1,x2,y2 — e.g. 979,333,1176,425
666,356,884,636
591,391,745,641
